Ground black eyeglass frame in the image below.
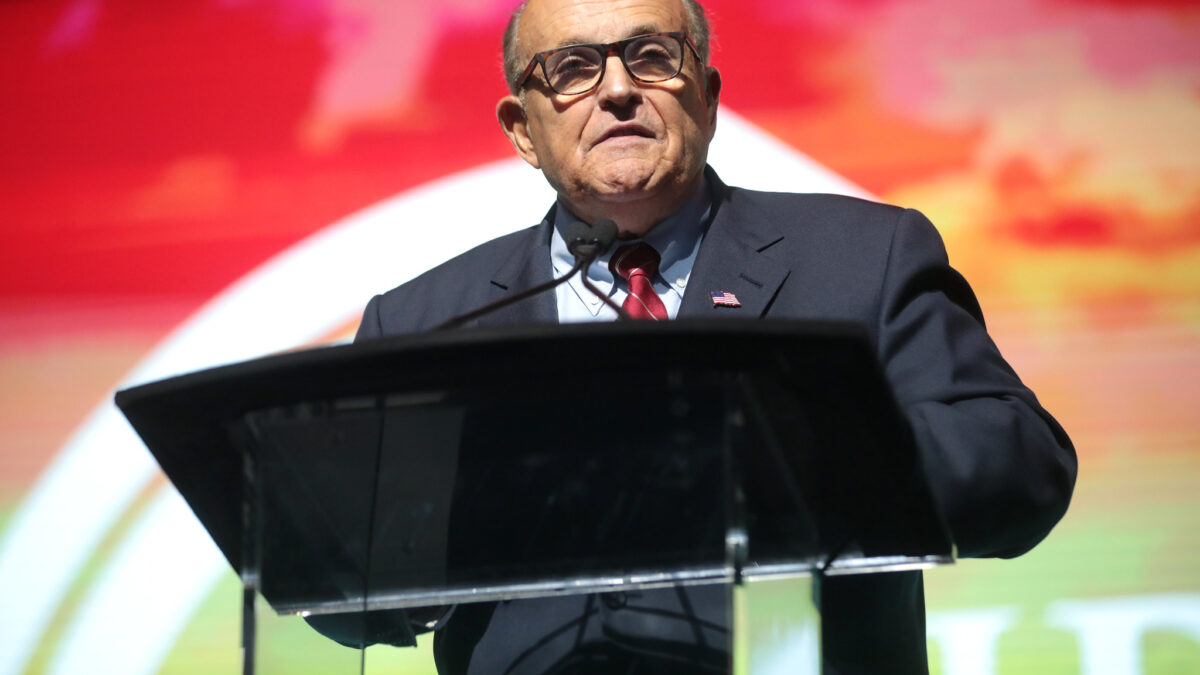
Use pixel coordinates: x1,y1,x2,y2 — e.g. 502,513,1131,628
516,31,702,96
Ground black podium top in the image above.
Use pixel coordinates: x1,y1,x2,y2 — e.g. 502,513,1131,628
116,320,951,615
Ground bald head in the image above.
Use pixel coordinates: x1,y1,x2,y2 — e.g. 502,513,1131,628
502,0,711,94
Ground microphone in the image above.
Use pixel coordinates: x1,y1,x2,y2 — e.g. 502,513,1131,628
565,218,618,261
434,219,629,330
566,219,630,320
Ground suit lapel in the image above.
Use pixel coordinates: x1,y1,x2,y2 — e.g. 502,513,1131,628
475,214,558,328
679,173,791,319
472,172,792,325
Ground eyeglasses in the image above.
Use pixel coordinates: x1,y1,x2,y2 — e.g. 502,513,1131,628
517,31,701,96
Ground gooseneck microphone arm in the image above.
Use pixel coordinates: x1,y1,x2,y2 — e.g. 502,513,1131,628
570,219,633,321
433,219,629,330
581,274,630,320
433,255,587,331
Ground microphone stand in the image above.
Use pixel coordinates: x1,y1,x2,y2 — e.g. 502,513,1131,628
571,241,633,322
434,220,631,330
581,270,631,320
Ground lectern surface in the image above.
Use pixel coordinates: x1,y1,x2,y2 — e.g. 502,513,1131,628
115,321,951,616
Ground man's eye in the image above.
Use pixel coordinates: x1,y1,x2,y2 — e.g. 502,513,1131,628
631,45,671,62
626,43,677,80
555,55,595,73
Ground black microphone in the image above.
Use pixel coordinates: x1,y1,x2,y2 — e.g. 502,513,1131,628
562,220,592,257
566,218,618,261
434,219,628,330
567,219,631,320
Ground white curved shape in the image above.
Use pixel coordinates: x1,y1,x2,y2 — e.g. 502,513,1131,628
0,109,866,674
0,409,159,675
0,159,555,675
46,489,226,675
712,110,870,199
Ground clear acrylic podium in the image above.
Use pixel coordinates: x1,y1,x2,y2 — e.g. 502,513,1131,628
115,320,953,674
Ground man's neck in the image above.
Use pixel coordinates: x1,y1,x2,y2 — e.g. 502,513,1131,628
559,174,707,238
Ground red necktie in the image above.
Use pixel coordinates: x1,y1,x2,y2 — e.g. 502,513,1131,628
609,243,669,321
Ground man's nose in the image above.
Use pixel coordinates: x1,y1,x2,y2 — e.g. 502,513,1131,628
596,54,640,107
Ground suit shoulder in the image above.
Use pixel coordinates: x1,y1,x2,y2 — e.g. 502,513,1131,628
721,187,933,259
714,185,952,304
362,224,543,336
404,224,541,288
726,187,907,228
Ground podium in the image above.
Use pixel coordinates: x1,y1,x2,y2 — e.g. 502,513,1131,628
115,320,952,674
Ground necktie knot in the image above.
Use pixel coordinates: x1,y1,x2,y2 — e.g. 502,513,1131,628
610,242,661,282
609,243,669,320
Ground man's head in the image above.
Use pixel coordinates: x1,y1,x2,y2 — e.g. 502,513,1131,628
496,0,721,238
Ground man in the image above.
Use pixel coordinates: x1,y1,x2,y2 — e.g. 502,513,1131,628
351,0,1077,672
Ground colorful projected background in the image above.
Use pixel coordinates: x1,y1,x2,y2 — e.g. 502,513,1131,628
1,0,1198,673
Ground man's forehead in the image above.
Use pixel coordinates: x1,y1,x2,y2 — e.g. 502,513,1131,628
550,23,661,48
520,0,687,52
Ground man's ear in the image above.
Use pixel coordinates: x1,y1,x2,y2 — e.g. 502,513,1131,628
497,95,540,169
704,66,722,116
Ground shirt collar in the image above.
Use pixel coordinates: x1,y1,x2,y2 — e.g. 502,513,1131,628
550,177,712,306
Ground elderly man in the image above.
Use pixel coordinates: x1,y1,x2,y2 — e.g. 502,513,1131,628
351,0,1077,672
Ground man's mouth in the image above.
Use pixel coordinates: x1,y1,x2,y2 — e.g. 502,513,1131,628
595,124,656,145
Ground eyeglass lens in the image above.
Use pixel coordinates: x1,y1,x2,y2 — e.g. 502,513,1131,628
544,35,684,95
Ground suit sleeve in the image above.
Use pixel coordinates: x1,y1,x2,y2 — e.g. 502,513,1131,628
875,208,1076,558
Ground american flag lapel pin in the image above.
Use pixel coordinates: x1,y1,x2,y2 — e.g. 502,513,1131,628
710,291,741,308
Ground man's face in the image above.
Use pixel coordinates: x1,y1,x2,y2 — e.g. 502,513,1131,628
498,0,720,236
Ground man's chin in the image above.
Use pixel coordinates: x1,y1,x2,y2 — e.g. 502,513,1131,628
588,163,666,201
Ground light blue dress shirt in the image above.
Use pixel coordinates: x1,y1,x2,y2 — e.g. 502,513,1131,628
549,179,712,323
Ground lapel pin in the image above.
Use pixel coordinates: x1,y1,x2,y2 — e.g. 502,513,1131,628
710,291,741,308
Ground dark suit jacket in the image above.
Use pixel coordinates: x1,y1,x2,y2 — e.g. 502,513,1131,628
353,169,1077,674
